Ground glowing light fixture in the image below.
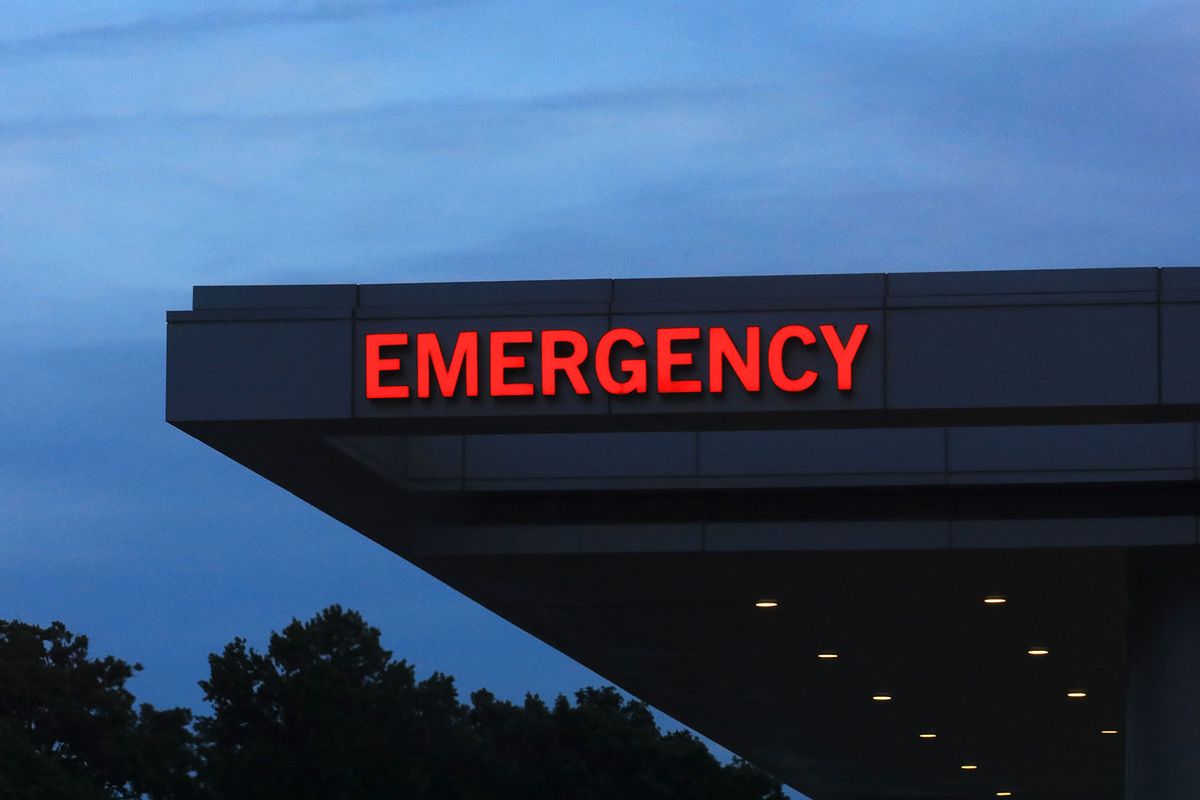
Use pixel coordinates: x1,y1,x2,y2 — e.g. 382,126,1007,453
983,595,1007,605
754,600,779,608
960,764,978,770
1067,691,1088,699
918,732,937,739
871,694,893,702
1027,648,1049,656
1101,729,1119,735
996,793,1013,797
817,652,839,659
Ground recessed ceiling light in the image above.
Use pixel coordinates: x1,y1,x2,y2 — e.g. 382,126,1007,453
960,764,978,770
1067,691,1087,699
754,600,778,608
1101,729,1119,735
983,595,1007,605
817,652,839,659
918,732,937,739
996,792,1013,797
1027,648,1050,656
871,695,893,702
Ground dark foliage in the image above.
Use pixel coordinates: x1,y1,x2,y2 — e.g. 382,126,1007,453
465,687,784,800
1,609,784,799
195,606,474,799
0,619,197,800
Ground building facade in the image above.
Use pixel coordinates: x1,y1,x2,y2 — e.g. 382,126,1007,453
167,267,1200,799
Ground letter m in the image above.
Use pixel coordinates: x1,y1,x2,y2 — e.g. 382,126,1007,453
417,331,480,398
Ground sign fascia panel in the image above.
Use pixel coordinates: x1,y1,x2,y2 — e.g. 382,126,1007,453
354,310,882,419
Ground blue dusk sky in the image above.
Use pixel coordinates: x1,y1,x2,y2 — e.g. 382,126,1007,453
1,2,1197,794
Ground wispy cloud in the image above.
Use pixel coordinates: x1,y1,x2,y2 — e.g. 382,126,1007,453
0,0,476,59
0,85,753,144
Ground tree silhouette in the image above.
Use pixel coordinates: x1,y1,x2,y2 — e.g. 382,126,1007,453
196,605,475,799
466,686,784,800
195,605,784,799
1,609,784,798
0,619,196,800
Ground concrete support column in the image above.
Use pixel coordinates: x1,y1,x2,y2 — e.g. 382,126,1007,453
1126,547,1200,799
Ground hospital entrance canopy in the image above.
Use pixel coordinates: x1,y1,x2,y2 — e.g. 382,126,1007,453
167,267,1200,799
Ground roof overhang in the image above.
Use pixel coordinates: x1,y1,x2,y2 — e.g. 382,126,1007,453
167,267,1200,798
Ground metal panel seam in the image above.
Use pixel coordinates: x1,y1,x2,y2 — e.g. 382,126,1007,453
942,427,950,484
882,272,890,410
1194,422,1198,484
1157,267,1164,406
350,284,360,419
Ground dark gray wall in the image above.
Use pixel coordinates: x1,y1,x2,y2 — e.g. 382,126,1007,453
166,267,1200,554
168,267,1200,426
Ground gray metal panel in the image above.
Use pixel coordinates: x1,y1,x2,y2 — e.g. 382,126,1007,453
407,436,465,480
325,435,464,484
167,308,352,322
699,429,944,477
1126,548,1200,799
950,517,1197,549
947,469,1195,485
193,284,356,310
354,303,611,320
359,279,612,308
411,524,704,555
464,433,695,480
704,521,951,551
887,304,1158,409
887,267,1157,298
1162,304,1200,403
949,424,1193,473
1196,424,1200,477
405,480,463,492
166,319,351,421
464,476,699,491
611,274,885,313
887,291,1158,308
696,473,949,488
1160,267,1200,302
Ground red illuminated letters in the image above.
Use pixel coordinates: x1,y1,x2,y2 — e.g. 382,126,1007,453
709,326,761,393
820,323,870,391
542,330,591,396
595,328,648,394
365,333,410,399
417,331,478,398
767,325,818,393
365,323,869,400
489,330,535,397
657,328,703,394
